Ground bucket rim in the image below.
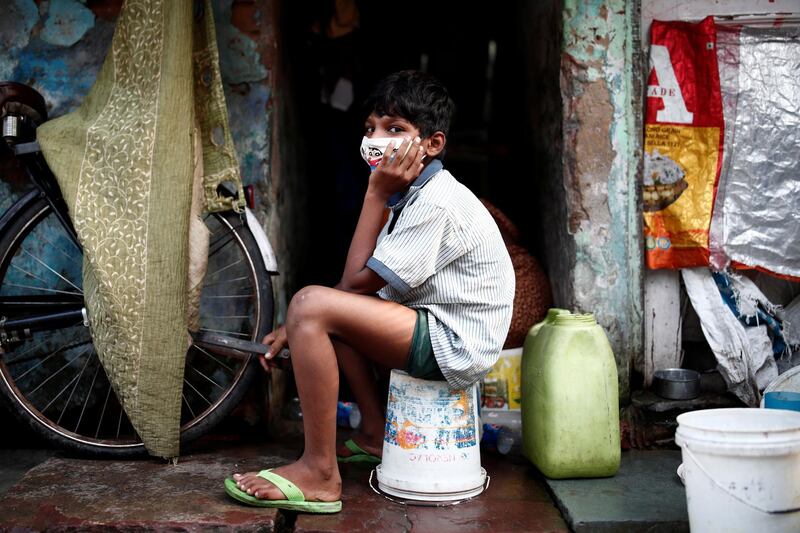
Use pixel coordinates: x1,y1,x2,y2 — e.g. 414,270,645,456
677,408,800,434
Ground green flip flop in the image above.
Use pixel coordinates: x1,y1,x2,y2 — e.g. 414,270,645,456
336,439,381,464
224,469,342,514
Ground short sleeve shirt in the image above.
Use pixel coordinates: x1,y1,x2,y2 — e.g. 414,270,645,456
366,161,515,388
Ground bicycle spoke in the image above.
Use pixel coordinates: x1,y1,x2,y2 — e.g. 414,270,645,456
199,328,250,338
184,378,213,407
201,276,249,288
37,234,83,267
116,407,123,439
206,258,244,279
28,345,91,395
7,330,77,363
76,360,101,433
208,233,236,256
193,345,234,373
57,350,93,425
190,364,225,391
22,249,82,293
9,263,60,290
42,365,84,413
204,294,253,299
182,393,197,419
6,283,81,296
11,335,88,376
95,383,112,438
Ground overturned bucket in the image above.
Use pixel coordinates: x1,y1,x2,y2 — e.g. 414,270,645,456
375,370,486,502
675,408,800,533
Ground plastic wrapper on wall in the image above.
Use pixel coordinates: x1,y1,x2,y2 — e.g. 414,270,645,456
643,17,724,269
710,26,800,279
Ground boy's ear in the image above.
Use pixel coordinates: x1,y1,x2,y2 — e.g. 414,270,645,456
425,131,446,158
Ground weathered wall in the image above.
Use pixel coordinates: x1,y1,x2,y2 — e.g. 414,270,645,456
0,0,301,318
555,0,644,400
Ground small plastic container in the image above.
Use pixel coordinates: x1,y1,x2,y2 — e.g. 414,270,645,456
764,391,800,412
336,401,361,428
497,427,523,456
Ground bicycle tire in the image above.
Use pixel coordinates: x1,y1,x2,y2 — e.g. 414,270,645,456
0,195,273,457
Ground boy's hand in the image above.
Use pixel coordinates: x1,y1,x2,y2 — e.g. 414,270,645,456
260,325,288,372
367,136,426,200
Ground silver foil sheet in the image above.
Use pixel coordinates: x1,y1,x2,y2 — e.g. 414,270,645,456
710,26,800,278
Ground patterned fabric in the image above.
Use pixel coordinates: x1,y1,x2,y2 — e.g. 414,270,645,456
192,0,246,213
37,0,242,457
367,162,515,389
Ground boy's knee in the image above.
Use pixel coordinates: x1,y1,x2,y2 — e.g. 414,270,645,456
287,285,329,325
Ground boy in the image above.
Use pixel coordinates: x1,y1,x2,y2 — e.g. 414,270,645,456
227,71,514,513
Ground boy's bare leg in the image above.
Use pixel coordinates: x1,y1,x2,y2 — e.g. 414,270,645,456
233,286,416,502
333,340,385,458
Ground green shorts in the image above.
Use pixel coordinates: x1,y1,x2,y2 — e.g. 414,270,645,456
405,309,445,381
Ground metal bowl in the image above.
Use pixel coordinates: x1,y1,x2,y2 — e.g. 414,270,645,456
653,368,700,400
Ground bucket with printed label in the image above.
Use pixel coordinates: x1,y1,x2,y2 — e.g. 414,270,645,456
375,370,486,502
675,408,800,533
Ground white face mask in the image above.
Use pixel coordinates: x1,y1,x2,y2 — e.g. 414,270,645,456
359,137,419,171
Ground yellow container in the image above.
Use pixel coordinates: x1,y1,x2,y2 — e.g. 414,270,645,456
521,312,620,478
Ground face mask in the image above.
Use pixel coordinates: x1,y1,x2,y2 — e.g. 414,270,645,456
359,137,421,171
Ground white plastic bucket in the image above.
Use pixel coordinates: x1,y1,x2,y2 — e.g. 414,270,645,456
675,408,800,533
376,370,486,501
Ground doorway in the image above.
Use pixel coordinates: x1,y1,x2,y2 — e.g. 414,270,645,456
280,0,550,288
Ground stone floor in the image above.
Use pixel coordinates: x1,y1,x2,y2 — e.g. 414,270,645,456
0,434,568,532
0,420,694,533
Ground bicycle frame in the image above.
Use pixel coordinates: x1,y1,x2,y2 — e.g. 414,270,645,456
12,141,80,248
1,134,85,344
1,81,278,346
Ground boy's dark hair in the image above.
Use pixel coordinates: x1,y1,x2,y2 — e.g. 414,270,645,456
363,70,455,139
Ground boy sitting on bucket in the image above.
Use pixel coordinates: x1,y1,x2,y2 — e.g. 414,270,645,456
226,70,514,513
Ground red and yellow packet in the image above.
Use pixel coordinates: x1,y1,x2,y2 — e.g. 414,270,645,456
644,16,723,269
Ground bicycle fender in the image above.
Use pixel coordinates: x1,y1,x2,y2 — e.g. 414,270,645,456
0,188,41,237
244,207,279,274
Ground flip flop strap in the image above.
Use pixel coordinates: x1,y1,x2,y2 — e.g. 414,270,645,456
344,438,369,456
256,469,305,502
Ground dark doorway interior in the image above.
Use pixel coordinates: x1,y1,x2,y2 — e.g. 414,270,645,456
283,1,543,288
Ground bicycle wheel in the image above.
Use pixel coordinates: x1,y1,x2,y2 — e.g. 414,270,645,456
0,195,273,456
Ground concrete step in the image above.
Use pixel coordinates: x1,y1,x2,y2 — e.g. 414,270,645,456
543,450,689,533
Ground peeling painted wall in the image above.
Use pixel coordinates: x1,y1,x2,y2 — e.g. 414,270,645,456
555,0,644,400
0,0,301,319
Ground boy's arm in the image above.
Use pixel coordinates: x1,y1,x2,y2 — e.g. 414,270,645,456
334,190,389,294
336,136,425,294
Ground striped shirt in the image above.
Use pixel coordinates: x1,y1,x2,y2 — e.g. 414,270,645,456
366,160,515,388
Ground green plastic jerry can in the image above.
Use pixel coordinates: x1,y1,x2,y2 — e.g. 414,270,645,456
521,311,620,478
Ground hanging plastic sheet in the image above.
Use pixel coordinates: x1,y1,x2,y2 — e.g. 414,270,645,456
709,26,800,279
643,17,724,269
682,268,780,406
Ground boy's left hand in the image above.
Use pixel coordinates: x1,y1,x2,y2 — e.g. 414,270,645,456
260,325,288,372
367,136,426,200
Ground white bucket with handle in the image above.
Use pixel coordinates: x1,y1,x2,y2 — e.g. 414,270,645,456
675,408,800,533
375,370,486,502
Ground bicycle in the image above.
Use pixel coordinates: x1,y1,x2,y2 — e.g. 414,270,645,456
0,81,278,457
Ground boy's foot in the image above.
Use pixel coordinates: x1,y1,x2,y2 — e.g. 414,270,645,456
336,434,382,460
231,460,341,504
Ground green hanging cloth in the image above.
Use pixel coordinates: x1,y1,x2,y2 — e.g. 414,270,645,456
37,0,245,458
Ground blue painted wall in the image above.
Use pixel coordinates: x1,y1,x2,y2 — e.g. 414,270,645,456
0,0,301,317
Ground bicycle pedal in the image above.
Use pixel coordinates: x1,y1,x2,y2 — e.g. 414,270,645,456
191,330,268,358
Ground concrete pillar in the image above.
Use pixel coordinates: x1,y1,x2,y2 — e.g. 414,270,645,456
553,0,644,400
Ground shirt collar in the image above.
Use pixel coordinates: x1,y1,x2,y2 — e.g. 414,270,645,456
386,159,444,209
